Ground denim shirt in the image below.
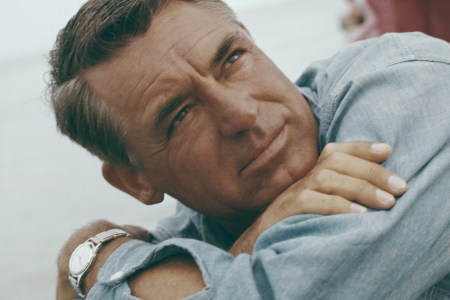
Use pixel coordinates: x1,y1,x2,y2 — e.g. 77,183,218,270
87,33,450,299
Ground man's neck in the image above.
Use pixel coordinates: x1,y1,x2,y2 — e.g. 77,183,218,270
217,211,261,240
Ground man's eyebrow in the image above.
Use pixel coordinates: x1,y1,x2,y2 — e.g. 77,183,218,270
154,34,239,129
212,33,237,67
155,96,185,128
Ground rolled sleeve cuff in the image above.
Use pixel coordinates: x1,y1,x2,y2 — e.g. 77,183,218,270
87,239,231,299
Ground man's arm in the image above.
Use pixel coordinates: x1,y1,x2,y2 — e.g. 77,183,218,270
230,141,405,255
57,141,405,299
56,220,205,300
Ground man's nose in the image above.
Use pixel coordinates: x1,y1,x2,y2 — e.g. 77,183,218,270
205,88,258,137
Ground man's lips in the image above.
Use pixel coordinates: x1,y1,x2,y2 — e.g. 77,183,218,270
240,126,286,176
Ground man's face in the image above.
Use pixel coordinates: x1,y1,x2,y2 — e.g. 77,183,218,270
86,1,318,226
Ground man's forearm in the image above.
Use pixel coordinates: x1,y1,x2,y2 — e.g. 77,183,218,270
229,142,404,255
56,220,205,300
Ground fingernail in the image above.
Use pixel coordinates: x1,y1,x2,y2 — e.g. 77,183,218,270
351,203,368,213
371,143,391,153
389,175,407,190
376,189,395,203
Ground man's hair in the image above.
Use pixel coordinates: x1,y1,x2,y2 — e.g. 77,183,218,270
48,0,236,167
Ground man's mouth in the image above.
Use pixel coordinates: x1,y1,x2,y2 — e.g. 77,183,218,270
240,125,287,176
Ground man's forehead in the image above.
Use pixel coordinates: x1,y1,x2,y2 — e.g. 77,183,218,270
149,1,237,55
86,2,241,100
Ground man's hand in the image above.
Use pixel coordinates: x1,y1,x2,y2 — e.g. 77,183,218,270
229,142,407,255
56,220,147,299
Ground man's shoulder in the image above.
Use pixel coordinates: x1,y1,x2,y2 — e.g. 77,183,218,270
297,32,450,156
337,32,450,78
297,32,450,95
327,32,450,102
297,32,450,123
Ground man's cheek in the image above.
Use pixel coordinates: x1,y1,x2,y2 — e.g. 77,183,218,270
173,146,210,177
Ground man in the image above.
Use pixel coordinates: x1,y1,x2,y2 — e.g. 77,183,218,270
49,0,450,299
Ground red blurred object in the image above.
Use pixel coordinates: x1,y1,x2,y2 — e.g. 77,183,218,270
346,0,450,42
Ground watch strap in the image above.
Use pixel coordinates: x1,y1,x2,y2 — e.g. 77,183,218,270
90,228,130,245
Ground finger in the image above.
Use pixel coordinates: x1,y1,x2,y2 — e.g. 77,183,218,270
308,169,396,210
319,141,393,164
293,189,367,215
320,151,407,196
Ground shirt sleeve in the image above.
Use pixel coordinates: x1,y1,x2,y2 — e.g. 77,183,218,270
88,33,450,300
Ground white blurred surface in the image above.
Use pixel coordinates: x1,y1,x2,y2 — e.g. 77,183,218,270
0,0,346,299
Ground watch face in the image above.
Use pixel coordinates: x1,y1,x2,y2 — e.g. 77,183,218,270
69,242,95,276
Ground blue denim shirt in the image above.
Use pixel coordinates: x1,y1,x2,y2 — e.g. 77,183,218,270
87,33,450,299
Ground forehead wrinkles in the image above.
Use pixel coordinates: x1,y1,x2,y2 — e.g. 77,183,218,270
141,19,224,93
134,23,225,124
148,1,234,70
153,7,227,61
180,26,226,73
87,5,225,100
88,2,238,141
136,18,234,115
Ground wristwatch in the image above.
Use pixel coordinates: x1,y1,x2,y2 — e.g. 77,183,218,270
68,228,130,298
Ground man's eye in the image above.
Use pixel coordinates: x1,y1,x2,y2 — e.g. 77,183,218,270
224,49,245,69
168,106,191,136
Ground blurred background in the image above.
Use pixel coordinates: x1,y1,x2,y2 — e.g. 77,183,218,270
0,0,349,298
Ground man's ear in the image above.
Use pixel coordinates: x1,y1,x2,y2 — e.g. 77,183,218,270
101,163,164,205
